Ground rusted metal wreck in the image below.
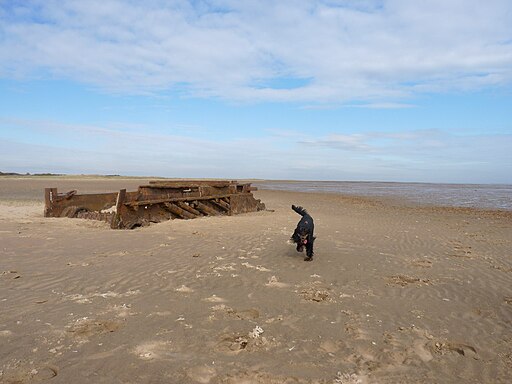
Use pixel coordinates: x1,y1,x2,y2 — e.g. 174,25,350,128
44,180,266,229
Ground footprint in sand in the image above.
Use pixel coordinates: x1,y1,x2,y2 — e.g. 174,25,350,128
227,307,260,320
215,328,276,354
449,241,473,259
428,340,478,359
210,304,260,320
67,318,123,341
1,364,58,383
386,275,431,287
298,282,333,302
411,259,433,268
319,339,341,353
389,327,476,364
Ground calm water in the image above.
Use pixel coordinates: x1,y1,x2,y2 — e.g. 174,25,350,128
254,181,512,211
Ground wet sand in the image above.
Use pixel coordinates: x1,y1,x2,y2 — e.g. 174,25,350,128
1,177,511,383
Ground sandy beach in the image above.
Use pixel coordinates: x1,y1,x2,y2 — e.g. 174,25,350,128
1,177,511,383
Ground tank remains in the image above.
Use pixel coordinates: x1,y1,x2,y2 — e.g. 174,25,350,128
44,180,266,229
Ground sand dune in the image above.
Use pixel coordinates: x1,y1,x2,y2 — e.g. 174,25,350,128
1,178,511,383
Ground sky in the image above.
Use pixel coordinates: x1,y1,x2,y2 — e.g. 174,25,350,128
0,0,511,184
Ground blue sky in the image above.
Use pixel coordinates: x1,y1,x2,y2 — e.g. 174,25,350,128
1,0,511,183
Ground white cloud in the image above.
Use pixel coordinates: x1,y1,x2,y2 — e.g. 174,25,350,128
301,133,371,151
1,0,511,103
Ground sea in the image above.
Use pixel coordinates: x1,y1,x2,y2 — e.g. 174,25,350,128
254,181,512,211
